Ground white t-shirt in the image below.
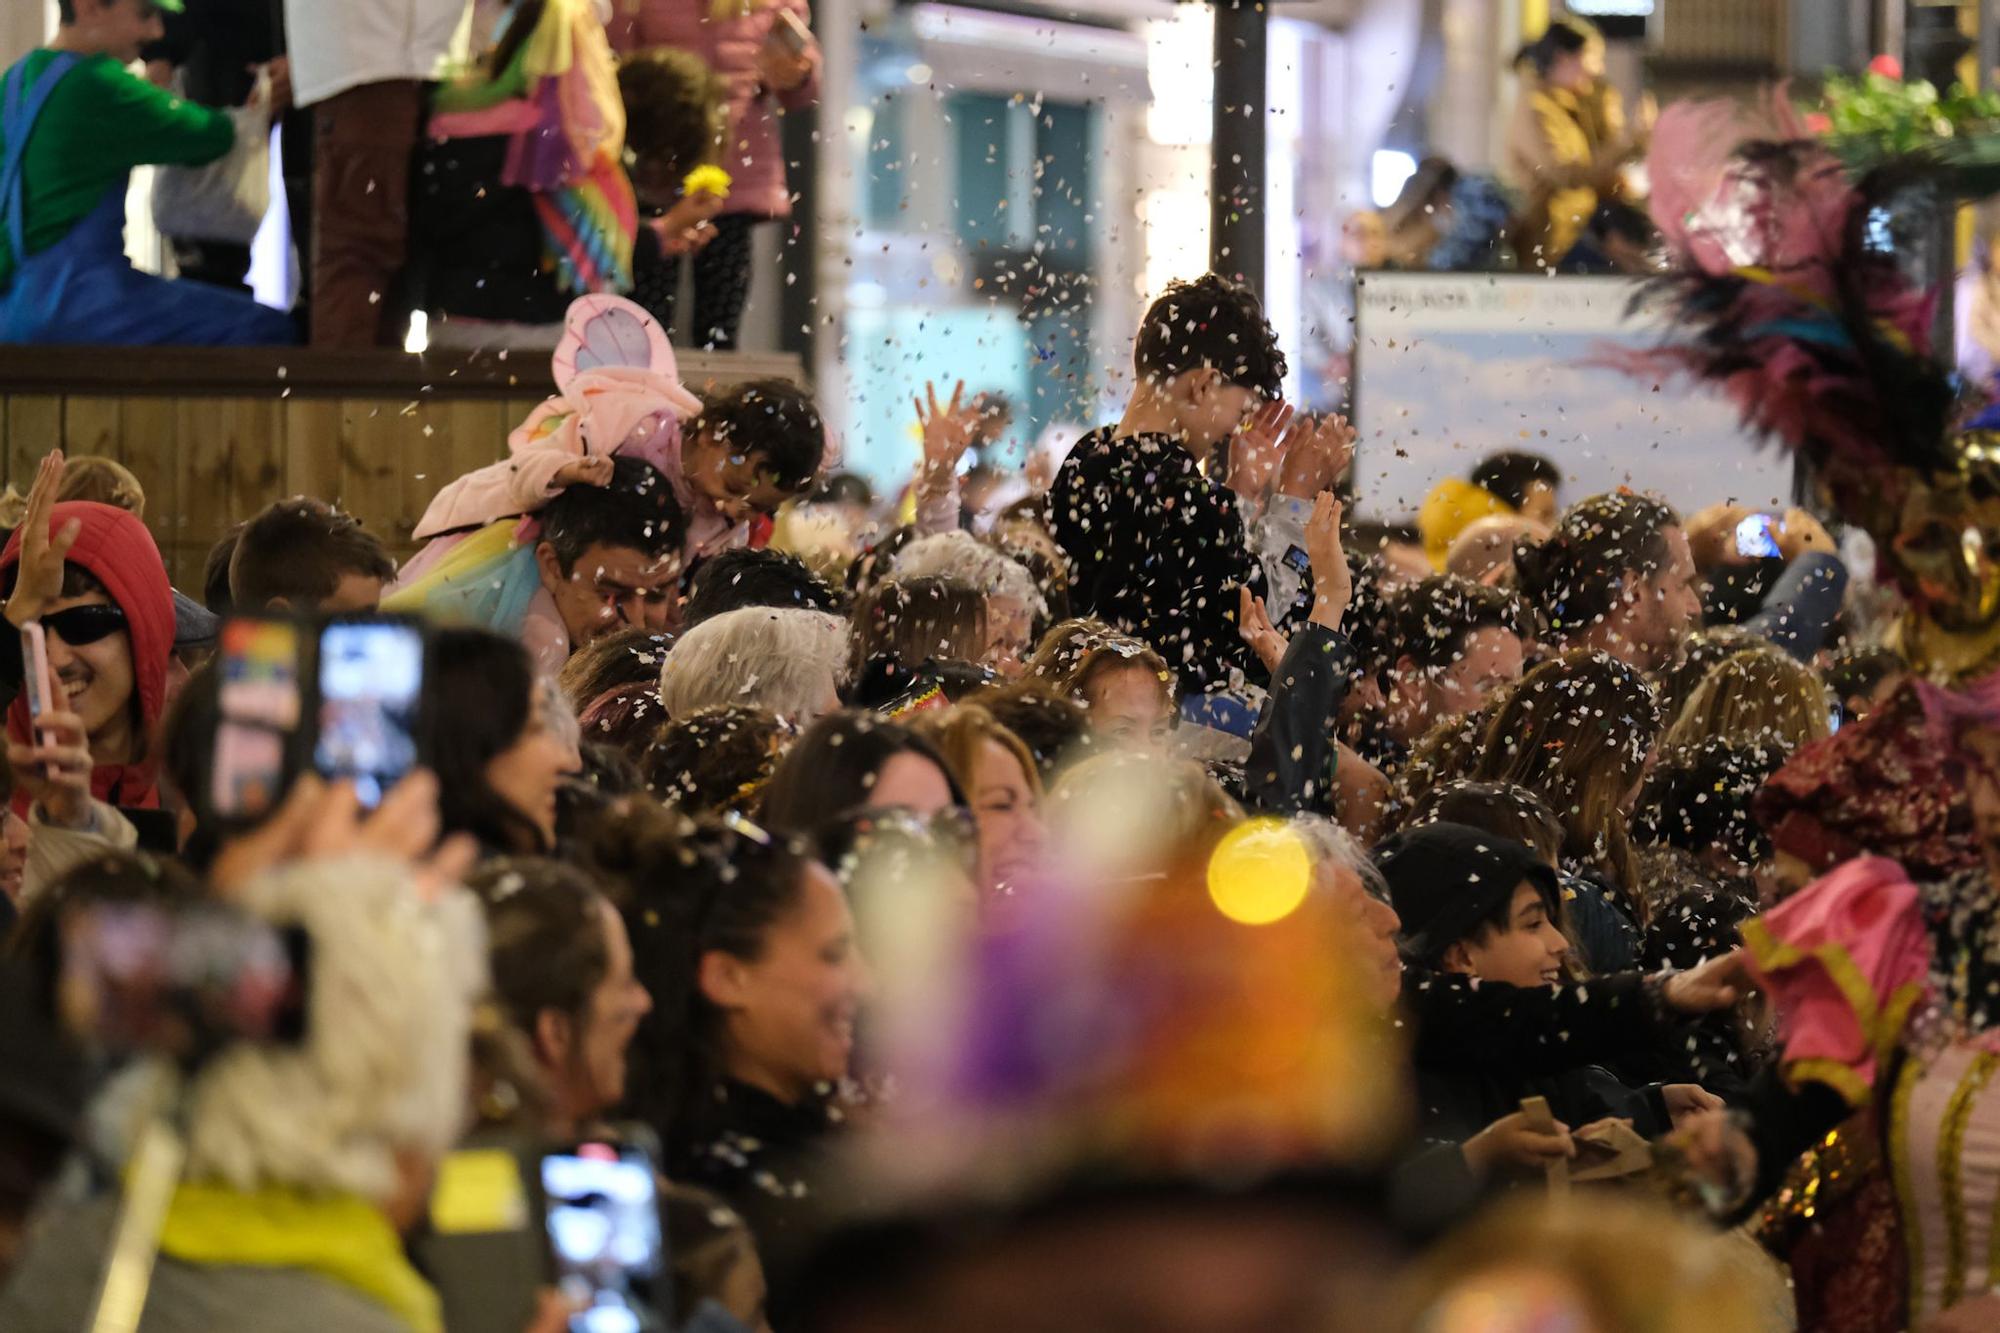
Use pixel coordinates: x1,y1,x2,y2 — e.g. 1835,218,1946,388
282,0,473,107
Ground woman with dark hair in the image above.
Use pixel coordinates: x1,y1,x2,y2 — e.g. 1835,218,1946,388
581,803,862,1326
469,858,651,1141
430,627,581,856
758,710,967,838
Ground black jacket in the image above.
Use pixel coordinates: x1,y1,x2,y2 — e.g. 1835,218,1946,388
1245,622,1353,815
1046,427,1264,696
674,1079,844,1330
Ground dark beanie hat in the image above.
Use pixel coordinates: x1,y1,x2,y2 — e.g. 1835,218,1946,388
1375,821,1559,964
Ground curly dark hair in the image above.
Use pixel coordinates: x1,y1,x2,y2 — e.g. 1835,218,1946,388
1385,575,1525,672
1133,274,1286,399
694,379,826,493
1634,735,1795,870
1513,492,1679,640
619,47,727,186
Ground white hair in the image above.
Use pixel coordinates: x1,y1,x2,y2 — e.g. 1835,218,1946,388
1291,813,1390,900
180,857,488,1203
658,606,849,724
892,531,1045,618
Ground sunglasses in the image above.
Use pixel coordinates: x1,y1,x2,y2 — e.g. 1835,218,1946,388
42,605,127,647
814,804,979,881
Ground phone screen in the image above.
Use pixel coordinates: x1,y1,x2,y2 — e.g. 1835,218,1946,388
213,618,304,821
314,620,423,810
1734,513,1782,561
542,1144,666,1333
21,623,50,727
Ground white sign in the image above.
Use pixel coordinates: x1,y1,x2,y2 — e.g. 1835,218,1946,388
1352,271,1792,522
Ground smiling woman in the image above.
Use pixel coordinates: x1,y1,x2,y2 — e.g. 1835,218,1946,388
581,802,863,1319
0,490,175,812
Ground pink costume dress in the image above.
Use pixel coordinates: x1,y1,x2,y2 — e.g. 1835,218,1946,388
1746,853,2000,1327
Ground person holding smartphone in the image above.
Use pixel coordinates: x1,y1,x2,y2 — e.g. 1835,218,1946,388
0,454,177,889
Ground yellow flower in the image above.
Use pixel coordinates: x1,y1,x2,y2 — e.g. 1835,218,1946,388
683,165,734,199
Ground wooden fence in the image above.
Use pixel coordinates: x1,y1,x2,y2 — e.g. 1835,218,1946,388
0,346,801,584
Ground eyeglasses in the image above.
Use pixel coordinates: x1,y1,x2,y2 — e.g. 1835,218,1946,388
42,605,127,647
813,804,979,881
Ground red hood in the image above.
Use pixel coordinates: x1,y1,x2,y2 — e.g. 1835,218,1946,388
2,502,174,809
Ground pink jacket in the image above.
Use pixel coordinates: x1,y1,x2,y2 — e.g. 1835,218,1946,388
606,0,820,220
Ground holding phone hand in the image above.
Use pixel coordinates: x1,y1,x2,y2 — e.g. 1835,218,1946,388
7,706,93,830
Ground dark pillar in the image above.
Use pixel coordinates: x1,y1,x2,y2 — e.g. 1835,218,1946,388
1210,0,1267,293
779,96,818,363
1907,3,1971,361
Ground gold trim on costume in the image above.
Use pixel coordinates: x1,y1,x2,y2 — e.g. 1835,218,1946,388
1938,1050,2000,1308
1891,1056,1925,1322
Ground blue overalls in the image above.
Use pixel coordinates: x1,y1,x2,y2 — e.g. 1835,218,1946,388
0,53,297,346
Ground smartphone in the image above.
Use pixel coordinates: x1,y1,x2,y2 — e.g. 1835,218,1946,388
312,617,426,810
20,622,53,748
61,901,308,1057
1734,513,1782,561
211,617,306,827
767,7,812,56
541,1141,669,1333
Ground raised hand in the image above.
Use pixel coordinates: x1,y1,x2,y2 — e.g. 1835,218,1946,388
1305,491,1350,631
1237,585,1288,674
1226,400,1294,508
5,451,79,630
210,770,477,901
916,379,976,486
1275,412,1357,501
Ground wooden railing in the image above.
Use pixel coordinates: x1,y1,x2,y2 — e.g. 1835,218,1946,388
0,346,802,583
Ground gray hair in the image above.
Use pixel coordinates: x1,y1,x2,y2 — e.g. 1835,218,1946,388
658,606,849,725
180,857,488,1202
1291,813,1390,901
892,531,1045,618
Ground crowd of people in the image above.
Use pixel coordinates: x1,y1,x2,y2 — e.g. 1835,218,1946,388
1,2,1658,353
2,0,817,349
7,14,2000,1325
0,245,1984,1333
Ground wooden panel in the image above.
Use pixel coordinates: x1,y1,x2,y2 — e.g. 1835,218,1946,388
333,398,430,554
61,396,122,458
171,396,284,587
6,395,62,490
118,397,181,576
280,398,344,516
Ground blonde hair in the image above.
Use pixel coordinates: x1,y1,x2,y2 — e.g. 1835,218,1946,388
1397,1196,1789,1333
57,454,145,519
181,858,487,1202
1470,650,1662,919
1664,645,1833,752
657,606,849,725
913,703,1043,803
1028,617,1176,706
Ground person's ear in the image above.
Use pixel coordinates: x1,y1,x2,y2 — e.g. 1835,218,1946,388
534,541,566,591
1440,941,1475,975
698,948,749,1011
264,595,292,613
533,1008,575,1071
